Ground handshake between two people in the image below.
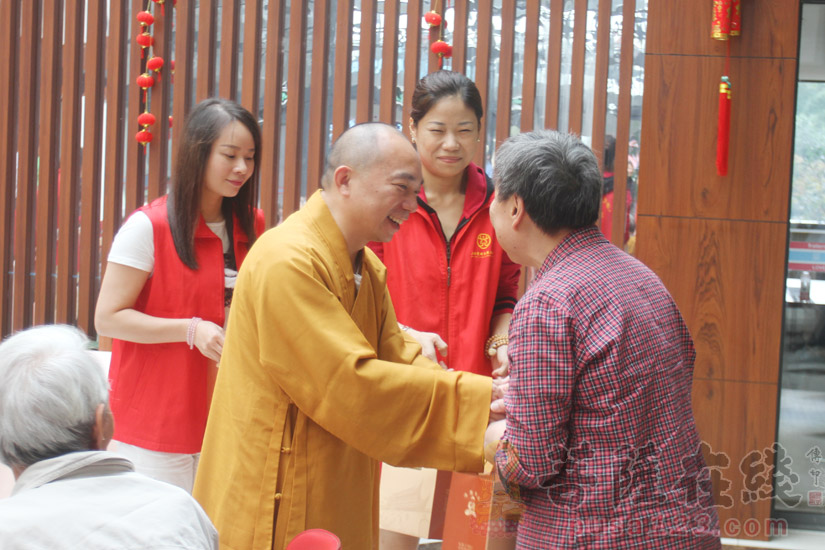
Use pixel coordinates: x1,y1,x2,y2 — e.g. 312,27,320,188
404,325,510,455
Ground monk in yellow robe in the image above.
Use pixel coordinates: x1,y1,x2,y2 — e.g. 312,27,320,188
194,123,501,549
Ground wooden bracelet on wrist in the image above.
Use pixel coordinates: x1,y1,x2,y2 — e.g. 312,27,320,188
485,333,509,356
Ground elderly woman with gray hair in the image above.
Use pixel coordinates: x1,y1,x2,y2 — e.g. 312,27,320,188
0,324,217,549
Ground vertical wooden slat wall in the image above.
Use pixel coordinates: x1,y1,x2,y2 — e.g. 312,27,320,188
401,0,422,138
34,0,64,327
55,0,84,326
172,0,196,162
0,0,20,337
282,1,308,217
307,0,331,197
473,0,492,166
356,0,377,123
259,0,285,226
196,0,218,102
0,0,647,348
146,5,173,201
77,0,107,332
241,0,264,117
495,0,516,148
545,0,564,131
125,0,146,217
12,0,41,332
219,2,241,102
379,0,399,124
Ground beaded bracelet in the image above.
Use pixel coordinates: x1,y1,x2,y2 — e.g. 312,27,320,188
485,333,509,356
187,317,202,350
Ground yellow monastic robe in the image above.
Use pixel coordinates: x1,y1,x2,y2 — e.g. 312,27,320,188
193,191,491,550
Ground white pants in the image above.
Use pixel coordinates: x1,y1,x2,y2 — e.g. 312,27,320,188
113,441,200,493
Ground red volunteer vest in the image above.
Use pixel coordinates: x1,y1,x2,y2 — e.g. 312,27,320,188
109,196,264,453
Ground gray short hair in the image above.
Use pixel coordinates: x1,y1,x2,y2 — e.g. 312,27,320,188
0,325,109,469
493,130,602,234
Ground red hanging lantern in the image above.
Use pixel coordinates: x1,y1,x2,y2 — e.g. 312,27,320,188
136,72,155,102
136,10,154,27
135,129,153,147
431,40,452,56
147,56,164,81
137,111,156,128
424,11,442,27
168,115,173,128
431,40,452,68
136,32,154,58
152,0,166,16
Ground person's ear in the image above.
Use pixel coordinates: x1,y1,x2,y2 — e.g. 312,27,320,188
333,165,354,197
408,118,417,144
91,403,114,451
511,195,527,230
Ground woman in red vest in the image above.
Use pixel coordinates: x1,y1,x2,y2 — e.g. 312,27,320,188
95,98,265,492
370,71,521,549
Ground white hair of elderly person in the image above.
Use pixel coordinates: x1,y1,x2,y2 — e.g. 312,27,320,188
0,324,218,550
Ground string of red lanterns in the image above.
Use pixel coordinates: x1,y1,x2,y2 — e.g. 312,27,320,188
135,1,173,148
425,1,452,69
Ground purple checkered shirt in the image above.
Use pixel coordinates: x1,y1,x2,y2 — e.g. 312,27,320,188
495,226,721,549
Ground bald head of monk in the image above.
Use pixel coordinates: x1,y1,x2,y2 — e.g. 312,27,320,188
320,123,423,261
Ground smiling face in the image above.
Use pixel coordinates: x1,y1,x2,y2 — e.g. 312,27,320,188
344,132,423,245
202,120,256,206
410,94,480,182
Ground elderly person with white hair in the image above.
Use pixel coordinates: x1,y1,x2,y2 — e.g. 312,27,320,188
0,325,218,549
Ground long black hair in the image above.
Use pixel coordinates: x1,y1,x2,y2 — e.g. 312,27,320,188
169,98,261,270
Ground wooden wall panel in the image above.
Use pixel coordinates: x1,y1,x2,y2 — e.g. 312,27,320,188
218,1,240,101
78,0,107,332
0,0,19,335
636,216,786,385
282,0,308,218
259,0,285,226
639,55,796,222
34,0,63,326
307,0,330,195
56,0,84,325
12,0,40,331
647,0,799,58
639,2,799,533
692,378,778,539
196,0,217,102
147,4,173,201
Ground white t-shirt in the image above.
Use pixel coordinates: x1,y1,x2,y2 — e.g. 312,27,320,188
108,211,237,291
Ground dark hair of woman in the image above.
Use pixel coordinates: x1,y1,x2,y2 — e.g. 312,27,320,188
409,70,484,125
169,98,261,270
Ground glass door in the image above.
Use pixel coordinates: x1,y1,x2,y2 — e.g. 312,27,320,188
775,2,825,530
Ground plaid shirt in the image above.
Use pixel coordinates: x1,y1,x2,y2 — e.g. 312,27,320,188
496,227,720,549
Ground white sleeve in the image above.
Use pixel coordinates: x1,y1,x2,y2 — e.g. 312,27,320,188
107,211,155,273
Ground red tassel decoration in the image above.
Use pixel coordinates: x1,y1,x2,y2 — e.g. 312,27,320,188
153,0,165,16
717,76,731,176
